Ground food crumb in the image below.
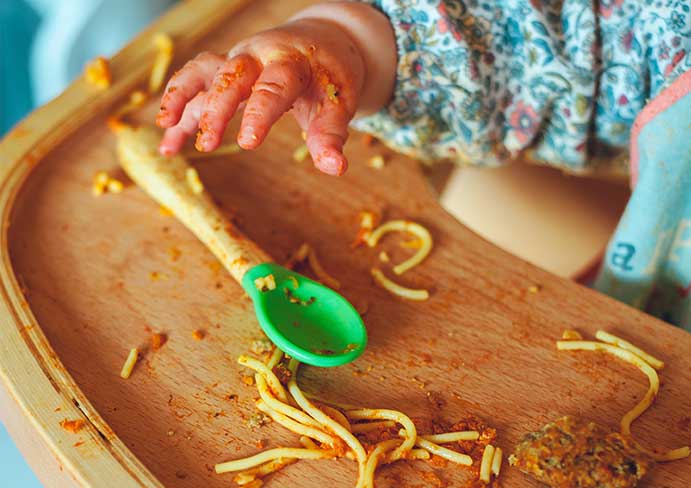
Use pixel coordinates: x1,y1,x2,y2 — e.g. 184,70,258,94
325,83,339,103
84,56,111,89
247,413,270,428
192,329,205,341
149,271,167,281
250,338,273,355
241,375,255,386
73,441,85,448
292,143,310,163
528,284,542,293
367,154,385,169
167,429,175,437
379,251,390,263
151,333,167,351
255,439,268,449
561,329,583,340
167,247,181,261
254,274,276,292
60,419,85,433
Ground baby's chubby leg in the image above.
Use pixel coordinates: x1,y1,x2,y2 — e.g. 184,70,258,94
156,2,396,176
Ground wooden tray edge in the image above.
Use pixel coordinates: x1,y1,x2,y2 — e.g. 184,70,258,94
0,1,252,486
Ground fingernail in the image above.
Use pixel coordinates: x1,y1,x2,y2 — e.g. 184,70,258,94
238,129,259,148
159,144,173,156
317,152,346,176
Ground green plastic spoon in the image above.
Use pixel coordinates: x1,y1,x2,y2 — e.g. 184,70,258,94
116,126,366,367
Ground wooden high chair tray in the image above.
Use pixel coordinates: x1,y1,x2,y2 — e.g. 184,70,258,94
0,1,689,486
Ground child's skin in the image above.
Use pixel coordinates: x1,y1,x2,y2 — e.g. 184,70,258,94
157,2,396,176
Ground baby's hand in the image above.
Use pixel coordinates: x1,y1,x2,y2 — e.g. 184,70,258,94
156,17,367,175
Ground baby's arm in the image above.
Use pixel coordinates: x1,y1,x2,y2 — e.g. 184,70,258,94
156,2,396,175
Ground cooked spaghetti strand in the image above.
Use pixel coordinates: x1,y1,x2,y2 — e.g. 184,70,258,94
365,220,432,275
238,355,288,402
233,458,297,485
307,248,341,289
216,448,332,474
370,268,429,301
595,330,665,370
256,400,337,447
413,436,473,466
421,431,480,443
557,340,689,462
346,409,416,462
480,444,495,482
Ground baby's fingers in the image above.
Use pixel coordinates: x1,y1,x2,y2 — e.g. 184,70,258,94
159,92,205,155
157,52,224,128
196,55,261,152
306,104,350,176
238,57,311,149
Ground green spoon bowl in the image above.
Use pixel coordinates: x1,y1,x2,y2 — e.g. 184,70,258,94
243,263,367,367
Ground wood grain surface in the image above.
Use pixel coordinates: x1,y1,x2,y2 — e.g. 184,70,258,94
1,1,690,487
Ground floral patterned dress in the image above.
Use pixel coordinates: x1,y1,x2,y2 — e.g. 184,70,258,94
354,0,691,329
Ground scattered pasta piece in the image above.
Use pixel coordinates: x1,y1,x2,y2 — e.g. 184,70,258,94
185,167,204,194
84,57,111,89
413,436,473,466
107,179,124,193
371,268,429,301
561,329,583,340
216,348,499,486
594,330,664,370
285,243,311,269
92,171,124,196
479,444,495,482
216,448,333,474
420,431,480,443
367,155,385,169
557,331,689,462
120,348,139,379
352,211,379,248
92,171,109,196
399,239,423,249
366,220,433,275
491,446,503,477
307,247,340,289
254,274,276,292
293,144,310,163
149,33,174,93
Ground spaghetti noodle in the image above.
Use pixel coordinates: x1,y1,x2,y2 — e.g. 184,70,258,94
217,348,500,486
370,268,429,301
557,332,689,462
365,220,432,275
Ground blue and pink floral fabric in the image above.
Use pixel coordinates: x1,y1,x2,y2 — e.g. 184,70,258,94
354,0,691,175
354,0,691,329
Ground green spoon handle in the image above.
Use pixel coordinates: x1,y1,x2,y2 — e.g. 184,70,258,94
116,125,272,283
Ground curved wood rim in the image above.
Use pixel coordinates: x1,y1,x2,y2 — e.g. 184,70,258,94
0,1,252,486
